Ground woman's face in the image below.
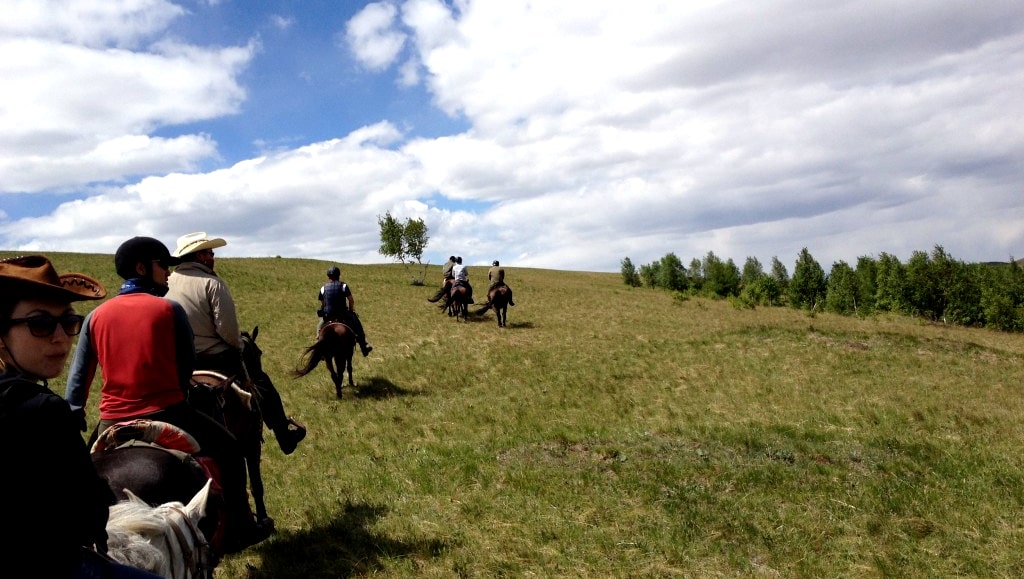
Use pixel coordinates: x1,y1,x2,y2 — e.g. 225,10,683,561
0,298,77,380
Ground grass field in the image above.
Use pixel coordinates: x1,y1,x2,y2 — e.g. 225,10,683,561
9,250,1024,577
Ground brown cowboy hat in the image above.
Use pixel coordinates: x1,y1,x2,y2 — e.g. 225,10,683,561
0,255,106,302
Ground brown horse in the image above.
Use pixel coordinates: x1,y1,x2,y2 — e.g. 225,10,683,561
475,285,511,327
447,284,472,321
189,370,267,525
295,322,355,398
91,420,226,564
185,327,273,527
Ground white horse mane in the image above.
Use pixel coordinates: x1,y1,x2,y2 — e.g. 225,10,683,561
106,479,212,579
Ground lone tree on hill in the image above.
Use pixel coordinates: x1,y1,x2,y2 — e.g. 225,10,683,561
378,211,430,284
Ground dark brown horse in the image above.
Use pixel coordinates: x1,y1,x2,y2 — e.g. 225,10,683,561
186,327,272,526
91,421,226,564
447,284,472,321
475,285,511,327
189,369,267,525
295,322,355,398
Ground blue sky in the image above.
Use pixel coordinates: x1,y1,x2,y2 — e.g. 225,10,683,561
2,0,1023,273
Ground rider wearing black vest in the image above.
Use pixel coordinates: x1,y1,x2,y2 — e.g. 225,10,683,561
318,266,373,357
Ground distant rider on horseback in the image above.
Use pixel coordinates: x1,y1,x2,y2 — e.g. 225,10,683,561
65,236,272,553
427,255,456,304
484,260,515,307
318,266,373,357
450,256,474,306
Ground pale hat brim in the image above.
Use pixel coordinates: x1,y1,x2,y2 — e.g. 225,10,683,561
172,232,227,258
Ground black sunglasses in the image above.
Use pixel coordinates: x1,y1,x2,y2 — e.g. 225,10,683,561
5,314,85,338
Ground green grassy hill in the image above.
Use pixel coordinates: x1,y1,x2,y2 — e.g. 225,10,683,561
7,250,1024,577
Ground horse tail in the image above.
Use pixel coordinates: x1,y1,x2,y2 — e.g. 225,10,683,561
294,341,326,377
473,303,491,315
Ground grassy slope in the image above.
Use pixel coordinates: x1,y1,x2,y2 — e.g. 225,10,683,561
8,251,1024,578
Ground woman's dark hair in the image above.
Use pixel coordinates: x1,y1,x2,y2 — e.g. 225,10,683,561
0,290,25,325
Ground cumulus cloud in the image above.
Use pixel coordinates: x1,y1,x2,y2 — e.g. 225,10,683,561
2,0,1023,272
345,2,406,71
1,0,184,48
0,2,254,195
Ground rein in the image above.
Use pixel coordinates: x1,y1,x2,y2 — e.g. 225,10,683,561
165,504,212,578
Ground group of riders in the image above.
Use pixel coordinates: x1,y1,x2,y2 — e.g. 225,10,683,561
0,232,342,577
1,242,509,577
428,255,516,312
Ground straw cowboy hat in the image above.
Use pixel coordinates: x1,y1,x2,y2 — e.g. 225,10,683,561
0,255,106,302
172,232,227,258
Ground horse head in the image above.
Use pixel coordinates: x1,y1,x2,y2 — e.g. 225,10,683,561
107,479,215,579
240,327,262,373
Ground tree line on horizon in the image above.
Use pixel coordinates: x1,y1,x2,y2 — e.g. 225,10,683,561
621,245,1024,332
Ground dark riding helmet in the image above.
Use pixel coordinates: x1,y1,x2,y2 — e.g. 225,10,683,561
492,260,499,266
114,237,178,280
326,266,340,279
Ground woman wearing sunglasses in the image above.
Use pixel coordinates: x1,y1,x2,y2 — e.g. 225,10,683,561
0,255,160,578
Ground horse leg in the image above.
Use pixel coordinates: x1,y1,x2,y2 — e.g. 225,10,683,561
325,355,341,398
245,448,270,523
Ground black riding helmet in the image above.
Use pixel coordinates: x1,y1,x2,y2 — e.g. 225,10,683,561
114,236,179,280
327,266,340,279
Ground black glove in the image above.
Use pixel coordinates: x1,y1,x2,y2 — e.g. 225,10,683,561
71,407,87,432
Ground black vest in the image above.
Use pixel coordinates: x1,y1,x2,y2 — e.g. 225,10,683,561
322,280,349,318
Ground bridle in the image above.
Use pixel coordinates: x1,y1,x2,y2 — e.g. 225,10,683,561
162,503,214,578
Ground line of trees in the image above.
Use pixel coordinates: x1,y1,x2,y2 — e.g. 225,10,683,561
621,245,1024,332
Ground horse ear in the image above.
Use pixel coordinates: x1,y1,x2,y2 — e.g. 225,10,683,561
252,326,259,341
124,488,146,504
185,479,212,521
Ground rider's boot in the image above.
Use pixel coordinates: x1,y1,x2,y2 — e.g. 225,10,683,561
360,340,373,357
224,501,273,553
274,417,307,455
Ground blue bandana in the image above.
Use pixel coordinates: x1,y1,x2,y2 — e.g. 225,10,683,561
119,277,168,297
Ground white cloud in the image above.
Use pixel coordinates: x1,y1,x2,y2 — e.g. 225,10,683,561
0,8,255,194
2,0,1023,273
345,1,406,71
270,15,295,31
1,0,184,48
